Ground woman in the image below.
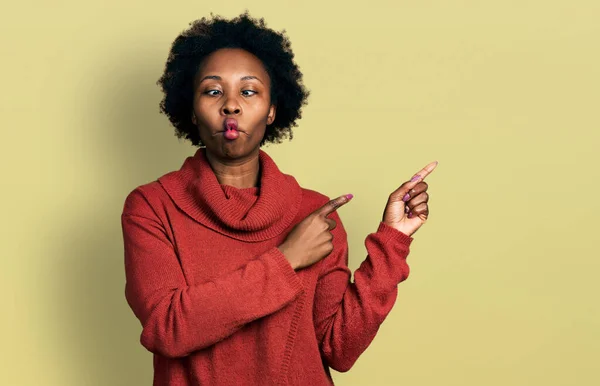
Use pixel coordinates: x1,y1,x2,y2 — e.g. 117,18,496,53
121,11,437,386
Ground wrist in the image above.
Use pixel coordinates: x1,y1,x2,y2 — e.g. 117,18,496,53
277,244,299,270
378,221,415,245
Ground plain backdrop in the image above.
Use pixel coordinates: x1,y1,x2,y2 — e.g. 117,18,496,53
2,1,599,385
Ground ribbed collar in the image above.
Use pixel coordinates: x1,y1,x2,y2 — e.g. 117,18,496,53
158,148,303,242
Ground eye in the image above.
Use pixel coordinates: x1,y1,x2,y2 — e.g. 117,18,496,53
242,90,257,97
204,90,221,96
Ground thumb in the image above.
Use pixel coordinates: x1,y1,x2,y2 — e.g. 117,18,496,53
315,194,353,217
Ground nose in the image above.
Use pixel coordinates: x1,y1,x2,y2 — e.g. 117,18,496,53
221,95,241,116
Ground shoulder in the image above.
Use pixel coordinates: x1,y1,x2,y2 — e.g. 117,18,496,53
122,179,171,218
299,186,331,209
298,186,347,231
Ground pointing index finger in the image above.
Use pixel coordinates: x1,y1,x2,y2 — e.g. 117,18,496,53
411,161,438,182
316,194,352,216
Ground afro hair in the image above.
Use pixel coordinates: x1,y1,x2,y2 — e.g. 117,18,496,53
157,10,310,147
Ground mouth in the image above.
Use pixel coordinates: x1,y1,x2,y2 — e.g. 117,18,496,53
217,118,244,140
224,118,238,131
211,118,245,136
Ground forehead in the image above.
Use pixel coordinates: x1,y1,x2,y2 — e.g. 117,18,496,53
198,48,269,78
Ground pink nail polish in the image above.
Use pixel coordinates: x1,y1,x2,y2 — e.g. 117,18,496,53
411,175,421,182
407,212,413,218
346,194,353,200
402,193,410,202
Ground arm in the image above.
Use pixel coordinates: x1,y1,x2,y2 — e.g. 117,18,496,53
122,190,303,358
312,210,413,372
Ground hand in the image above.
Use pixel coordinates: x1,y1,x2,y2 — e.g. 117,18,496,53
382,161,438,237
278,194,353,271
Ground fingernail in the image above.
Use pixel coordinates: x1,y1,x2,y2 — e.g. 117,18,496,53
411,175,421,182
407,212,413,218
346,194,353,200
402,193,410,202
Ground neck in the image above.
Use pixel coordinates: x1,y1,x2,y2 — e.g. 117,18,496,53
204,148,261,189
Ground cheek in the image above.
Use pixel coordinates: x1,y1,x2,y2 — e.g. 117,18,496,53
193,103,216,127
255,109,271,131
253,102,273,123
193,100,207,117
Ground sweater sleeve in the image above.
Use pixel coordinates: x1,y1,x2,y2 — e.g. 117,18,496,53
121,189,304,358
312,210,413,372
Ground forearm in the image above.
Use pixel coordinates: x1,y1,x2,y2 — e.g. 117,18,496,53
122,210,303,358
132,246,302,357
314,220,413,372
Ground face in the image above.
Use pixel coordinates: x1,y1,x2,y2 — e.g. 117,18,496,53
191,48,276,160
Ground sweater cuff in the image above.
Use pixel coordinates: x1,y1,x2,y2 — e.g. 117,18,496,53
376,221,414,247
269,246,304,295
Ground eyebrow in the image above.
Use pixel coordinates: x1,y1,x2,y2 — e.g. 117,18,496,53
198,75,263,84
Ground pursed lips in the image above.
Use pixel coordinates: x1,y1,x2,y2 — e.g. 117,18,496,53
215,117,244,135
213,128,246,135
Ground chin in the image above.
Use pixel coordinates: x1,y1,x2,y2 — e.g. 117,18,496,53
205,141,259,159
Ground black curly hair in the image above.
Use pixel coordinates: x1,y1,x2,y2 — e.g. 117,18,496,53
157,10,310,147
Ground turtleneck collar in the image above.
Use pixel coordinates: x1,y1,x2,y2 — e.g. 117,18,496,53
158,147,303,242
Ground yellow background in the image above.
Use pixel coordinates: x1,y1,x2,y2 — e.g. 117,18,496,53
2,1,599,385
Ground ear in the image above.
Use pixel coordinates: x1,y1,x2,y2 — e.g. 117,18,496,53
191,112,197,125
267,104,276,125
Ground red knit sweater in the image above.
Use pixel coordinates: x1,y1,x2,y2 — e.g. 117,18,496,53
121,148,414,385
